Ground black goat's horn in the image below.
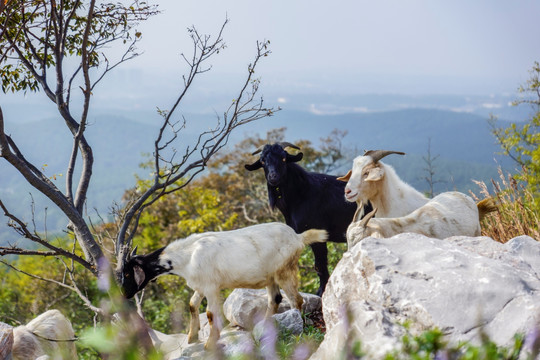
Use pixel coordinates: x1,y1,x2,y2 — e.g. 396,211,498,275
251,142,300,155
128,245,138,259
251,145,266,155
277,142,301,151
364,150,405,163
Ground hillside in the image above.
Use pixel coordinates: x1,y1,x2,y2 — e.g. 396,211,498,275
0,108,514,245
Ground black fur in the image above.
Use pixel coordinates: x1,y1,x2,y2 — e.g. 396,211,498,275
121,246,172,299
245,144,371,296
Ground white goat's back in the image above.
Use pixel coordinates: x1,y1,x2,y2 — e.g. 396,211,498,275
163,223,322,292
371,191,481,239
422,192,480,238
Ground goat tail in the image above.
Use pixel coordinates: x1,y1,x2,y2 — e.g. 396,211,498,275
477,197,498,221
300,229,328,246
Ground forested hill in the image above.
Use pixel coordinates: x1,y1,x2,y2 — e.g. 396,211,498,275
0,108,514,245
262,108,510,165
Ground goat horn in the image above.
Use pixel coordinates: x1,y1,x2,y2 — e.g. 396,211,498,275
129,245,138,259
358,207,377,227
251,145,266,155
364,150,405,163
351,201,364,223
277,142,301,151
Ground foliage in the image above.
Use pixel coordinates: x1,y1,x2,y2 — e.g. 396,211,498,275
0,237,103,358
0,238,98,324
478,61,540,242
276,324,325,359
126,177,239,249
0,0,156,93
490,61,540,212
382,326,526,360
298,242,347,294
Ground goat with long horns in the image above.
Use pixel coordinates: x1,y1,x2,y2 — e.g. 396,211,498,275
338,149,429,219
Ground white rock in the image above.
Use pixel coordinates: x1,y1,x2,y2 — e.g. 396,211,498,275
273,309,304,335
311,234,540,359
223,288,321,329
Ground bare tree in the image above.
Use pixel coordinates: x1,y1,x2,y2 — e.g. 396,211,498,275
0,0,277,312
422,137,444,198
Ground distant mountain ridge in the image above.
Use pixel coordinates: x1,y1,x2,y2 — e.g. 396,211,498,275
0,108,514,245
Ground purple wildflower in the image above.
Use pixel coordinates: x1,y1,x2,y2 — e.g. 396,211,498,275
434,350,449,360
259,318,278,360
97,256,111,292
292,343,311,360
524,325,540,358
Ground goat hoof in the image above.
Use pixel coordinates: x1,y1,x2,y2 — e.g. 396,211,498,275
204,340,220,351
187,334,199,344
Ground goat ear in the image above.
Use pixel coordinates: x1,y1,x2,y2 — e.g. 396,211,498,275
286,152,303,163
245,160,263,171
133,265,146,288
365,167,384,182
337,170,352,182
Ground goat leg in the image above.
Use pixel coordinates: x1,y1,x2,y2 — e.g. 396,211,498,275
187,291,203,343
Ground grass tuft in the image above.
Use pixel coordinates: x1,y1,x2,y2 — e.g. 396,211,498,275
471,167,539,243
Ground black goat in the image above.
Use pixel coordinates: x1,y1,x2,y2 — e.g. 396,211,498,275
245,142,371,296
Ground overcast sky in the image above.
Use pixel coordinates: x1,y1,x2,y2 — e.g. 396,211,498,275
121,0,540,96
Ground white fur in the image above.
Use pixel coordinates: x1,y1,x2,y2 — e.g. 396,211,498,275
347,192,481,248
156,222,327,348
12,310,77,360
344,155,428,218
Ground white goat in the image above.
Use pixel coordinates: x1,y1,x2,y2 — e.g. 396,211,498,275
11,310,77,360
338,150,428,218
121,223,328,349
346,192,494,248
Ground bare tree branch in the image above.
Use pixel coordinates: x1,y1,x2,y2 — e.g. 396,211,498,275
0,199,95,272
114,24,278,272
0,106,103,266
1,2,276,317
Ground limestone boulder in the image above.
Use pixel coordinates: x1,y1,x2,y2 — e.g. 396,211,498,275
223,288,321,329
311,234,540,359
152,324,256,360
273,309,304,335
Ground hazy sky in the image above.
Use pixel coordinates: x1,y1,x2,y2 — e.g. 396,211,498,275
123,0,540,96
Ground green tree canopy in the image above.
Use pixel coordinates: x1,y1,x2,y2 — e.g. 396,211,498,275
491,61,540,210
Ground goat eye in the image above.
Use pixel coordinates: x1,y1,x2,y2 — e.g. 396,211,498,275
261,161,265,165
125,273,130,278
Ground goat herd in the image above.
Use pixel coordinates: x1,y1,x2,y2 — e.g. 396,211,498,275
121,143,495,349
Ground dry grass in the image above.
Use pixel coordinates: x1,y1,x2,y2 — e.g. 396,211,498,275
471,167,539,243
